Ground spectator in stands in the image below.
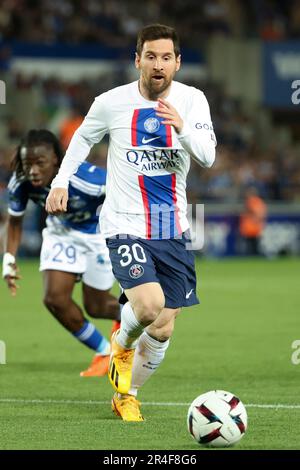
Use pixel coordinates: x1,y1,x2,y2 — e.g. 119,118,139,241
239,186,267,255
60,105,84,150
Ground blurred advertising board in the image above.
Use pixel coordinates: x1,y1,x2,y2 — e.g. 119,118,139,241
263,41,300,108
201,214,300,257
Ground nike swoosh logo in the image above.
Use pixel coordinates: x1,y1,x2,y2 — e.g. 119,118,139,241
142,136,161,144
185,289,194,299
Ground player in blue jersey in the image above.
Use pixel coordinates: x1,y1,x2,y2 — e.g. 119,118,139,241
2,129,120,377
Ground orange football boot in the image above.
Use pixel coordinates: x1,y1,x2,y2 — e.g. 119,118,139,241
80,354,110,377
112,393,144,422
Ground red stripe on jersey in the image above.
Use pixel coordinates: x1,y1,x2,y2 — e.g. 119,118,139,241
138,175,151,239
131,109,139,146
171,173,182,235
166,124,172,147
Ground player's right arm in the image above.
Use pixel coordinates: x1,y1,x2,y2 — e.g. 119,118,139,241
2,215,23,296
46,93,109,214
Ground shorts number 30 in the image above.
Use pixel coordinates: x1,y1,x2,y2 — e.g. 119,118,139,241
118,243,147,267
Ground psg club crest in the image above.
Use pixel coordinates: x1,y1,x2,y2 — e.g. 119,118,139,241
144,117,160,133
129,264,144,279
131,108,172,147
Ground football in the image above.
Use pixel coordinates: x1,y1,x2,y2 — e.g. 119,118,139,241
187,390,247,447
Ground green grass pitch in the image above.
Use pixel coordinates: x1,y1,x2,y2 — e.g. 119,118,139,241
0,257,299,450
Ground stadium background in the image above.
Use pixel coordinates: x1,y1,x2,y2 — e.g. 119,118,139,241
0,0,300,451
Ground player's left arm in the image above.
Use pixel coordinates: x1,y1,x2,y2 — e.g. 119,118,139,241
156,92,216,168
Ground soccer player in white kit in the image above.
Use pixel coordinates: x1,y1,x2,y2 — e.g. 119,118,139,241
46,24,216,421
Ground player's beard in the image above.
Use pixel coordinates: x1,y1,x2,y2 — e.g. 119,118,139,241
143,74,173,101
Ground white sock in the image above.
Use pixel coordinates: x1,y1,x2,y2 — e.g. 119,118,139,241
128,331,170,397
117,302,144,349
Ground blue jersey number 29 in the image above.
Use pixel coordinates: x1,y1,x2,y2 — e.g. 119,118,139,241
52,243,76,264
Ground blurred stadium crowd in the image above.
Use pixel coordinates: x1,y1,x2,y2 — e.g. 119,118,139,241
0,0,300,208
1,0,300,44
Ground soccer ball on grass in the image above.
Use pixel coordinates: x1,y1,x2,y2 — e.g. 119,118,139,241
187,390,247,447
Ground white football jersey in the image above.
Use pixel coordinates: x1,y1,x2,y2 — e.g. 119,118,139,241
52,80,216,239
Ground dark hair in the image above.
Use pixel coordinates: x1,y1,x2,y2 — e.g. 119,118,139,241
11,129,63,177
136,24,180,57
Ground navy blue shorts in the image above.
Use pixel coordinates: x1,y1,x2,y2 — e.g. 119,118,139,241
106,233,199,309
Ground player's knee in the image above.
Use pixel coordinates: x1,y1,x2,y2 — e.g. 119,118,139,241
134,299,164,325
147,308,179,341
83,298,100,317
43,292,68,315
